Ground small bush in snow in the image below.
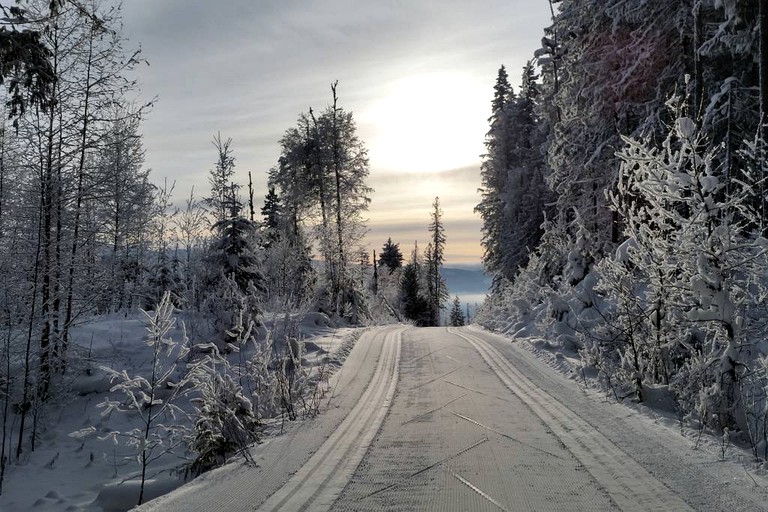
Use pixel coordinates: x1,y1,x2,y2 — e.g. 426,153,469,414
94,291,195,506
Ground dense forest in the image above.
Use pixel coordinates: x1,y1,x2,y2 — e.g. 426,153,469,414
477,0,768,458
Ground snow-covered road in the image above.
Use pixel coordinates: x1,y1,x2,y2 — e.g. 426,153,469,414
141,325,768,511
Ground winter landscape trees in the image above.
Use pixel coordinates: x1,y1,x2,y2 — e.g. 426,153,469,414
477,0,768,459
0,1,487,503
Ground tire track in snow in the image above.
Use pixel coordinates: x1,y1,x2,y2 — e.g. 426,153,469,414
257,326,404,511
450,327,693,512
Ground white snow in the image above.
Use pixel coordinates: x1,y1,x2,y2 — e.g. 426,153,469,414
0,309,361,512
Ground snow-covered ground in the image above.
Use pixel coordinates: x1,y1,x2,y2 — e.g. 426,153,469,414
8,307,768,511
142,326,768,510
1,310,359,512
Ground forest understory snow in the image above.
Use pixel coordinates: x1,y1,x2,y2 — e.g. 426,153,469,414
3,304,361,512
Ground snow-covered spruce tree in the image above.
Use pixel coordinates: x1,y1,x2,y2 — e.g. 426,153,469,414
187,320,258,475
260,184,281,250
449,296,465,327
476,63,550,291
94,292,194,506
610,102,768,436
208,189,263,295
379,237,403,273
205,133,237,225
204,184,264,344
476,65,514,288
503,63,549,271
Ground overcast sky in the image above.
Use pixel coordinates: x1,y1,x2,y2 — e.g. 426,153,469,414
120,1,551,266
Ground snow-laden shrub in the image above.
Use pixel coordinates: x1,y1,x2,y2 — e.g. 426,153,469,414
202,275,261,350
92,291,195,506
603,100,768,439
188,341,259,476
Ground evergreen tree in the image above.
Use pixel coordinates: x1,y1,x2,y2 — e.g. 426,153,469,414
378,237,403,273
205,134,237,225
400,240,429,325
476,65,514,284
260,184,281,249
426,197,448,326
372,249,379,294
498,62,550,282
400,262,429,326
449,296,465,327
208,186,263,294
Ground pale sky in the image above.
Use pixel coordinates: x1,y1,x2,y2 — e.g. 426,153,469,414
120,1,551,266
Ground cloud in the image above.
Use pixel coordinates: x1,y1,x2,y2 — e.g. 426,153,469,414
119,0,551,265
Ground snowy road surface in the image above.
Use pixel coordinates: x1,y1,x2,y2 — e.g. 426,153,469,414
141,325,768,511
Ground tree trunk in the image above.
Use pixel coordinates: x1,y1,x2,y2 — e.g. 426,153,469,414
247,171,255,222
330,82,345,309
62,29,95,369
760,0,768,234
17,210,43,460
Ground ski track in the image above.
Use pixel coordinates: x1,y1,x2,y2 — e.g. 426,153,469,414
461,325,768,511
139,325,768,511
136,326,405,512
334,327,617,511
257,326,403,511
450,327,692,511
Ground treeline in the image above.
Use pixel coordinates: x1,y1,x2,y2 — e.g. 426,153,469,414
0,2,155,478
477,0,768,457
374,198,450,327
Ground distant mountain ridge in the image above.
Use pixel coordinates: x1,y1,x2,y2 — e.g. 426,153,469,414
441,266,490,295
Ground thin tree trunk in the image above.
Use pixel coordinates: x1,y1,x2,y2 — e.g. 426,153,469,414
247,171,255,222
330,82,345,309
0,293,12,494
760,0,768,234
62,29,94,369
37,21,62,403
52,99,64,371
17,210,43,460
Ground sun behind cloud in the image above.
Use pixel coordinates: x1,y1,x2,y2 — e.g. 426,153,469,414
360,72,489,174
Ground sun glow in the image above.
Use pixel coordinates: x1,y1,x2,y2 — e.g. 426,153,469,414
361,72,488,174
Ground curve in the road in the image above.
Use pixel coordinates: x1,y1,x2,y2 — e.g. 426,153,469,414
450,327,693,512
258,326,404,511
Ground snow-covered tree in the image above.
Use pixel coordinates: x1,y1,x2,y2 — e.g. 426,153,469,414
476,65,514,283
188,336,258,475
378,237,403,273
271,83,372,320
607,103,768,433
205,134,237,225
400,241,429,325
207,190,263,296
449,296,465,327
94,292,194,506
